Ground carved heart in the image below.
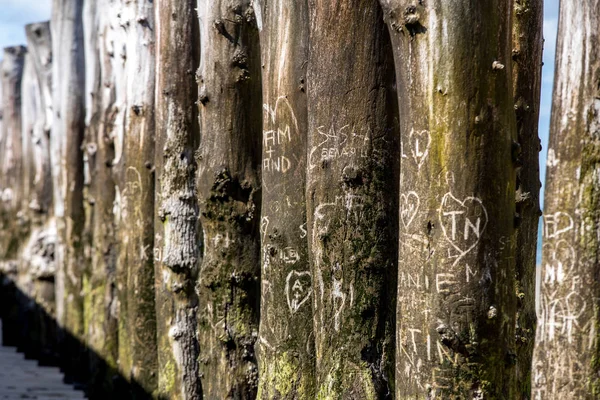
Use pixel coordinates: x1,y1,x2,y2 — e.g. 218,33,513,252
400,191,420,228
286,270,312,314
542,239,576,285
439,193,488,261
543,212,574,239
408,129,431,169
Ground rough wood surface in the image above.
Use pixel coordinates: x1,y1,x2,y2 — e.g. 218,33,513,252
532,0,600,398
24,22,53,217
254,0,316,398
119,0,158,396
20,52,37,223
51,0,87,380
22,20,57,365
0,46,27,261
82,0,119,394
196,1,262,398
511,0,543,397
306,1,399,398
154,0,202,398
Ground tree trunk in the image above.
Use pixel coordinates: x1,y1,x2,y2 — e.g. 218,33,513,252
196,1,262,399
51,0,87,380
532,1,600,398
82,0,119,393
154,0,202,398
253,1,315,398
511,1,543,398
306,1,399,398
119,0,158,395
380,0,518,397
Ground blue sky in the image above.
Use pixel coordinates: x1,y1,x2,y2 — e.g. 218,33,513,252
539,0,560,209
0,1,559,214
0,1,52,50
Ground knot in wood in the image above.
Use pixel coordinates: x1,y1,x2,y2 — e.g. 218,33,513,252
404,6,420,25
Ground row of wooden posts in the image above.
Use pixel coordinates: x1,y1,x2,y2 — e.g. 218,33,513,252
0,0,597,399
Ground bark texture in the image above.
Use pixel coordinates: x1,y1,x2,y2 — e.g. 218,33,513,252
511,0,543,398
196,1,262,398
380,0,519,397
254,0,316,398
51,0,87,379
306,1,399,398
154,0,202,398
532,1,600,398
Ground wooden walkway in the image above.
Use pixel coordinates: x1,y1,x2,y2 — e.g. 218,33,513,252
0,320,86,400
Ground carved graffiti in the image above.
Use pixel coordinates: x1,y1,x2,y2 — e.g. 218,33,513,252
263,96,299,176
408,129,431,170
400,191,420,229
542,239,576,286
286,270,312,313
439,193,488,265
308,122,371,169
543,211,574,239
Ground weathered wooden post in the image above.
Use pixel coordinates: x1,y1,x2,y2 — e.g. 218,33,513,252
51,0,87,381
254,0,316,398
0,45,27,348
23,21,57,365
24,22,53,218
379,0,519,397
511,0,543,397
532,0,600,398
82,0,120,393
196,1,262,398
0,46,27,256
306,0,399,397
119,0,158,396
154,0,202,398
